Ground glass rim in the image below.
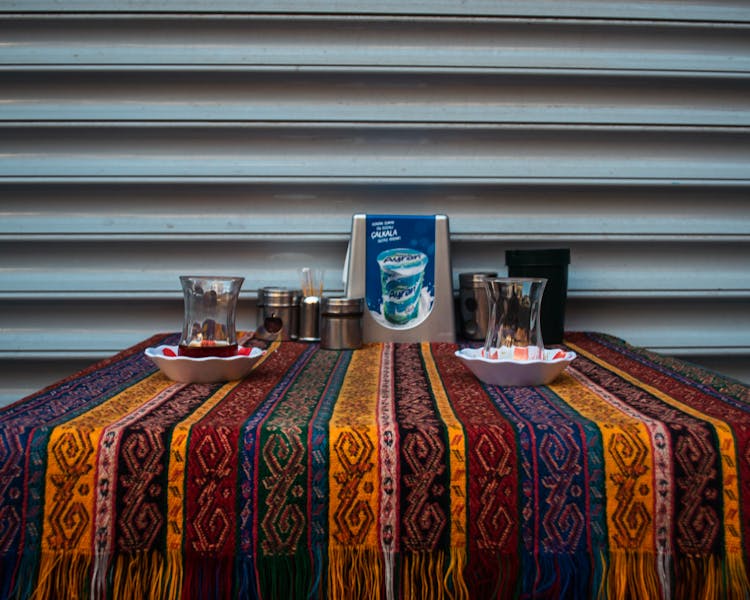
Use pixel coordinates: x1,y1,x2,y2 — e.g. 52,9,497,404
179,275,245,282
484,276,548,284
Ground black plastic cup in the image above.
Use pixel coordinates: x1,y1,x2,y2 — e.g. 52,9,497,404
505,248,570,344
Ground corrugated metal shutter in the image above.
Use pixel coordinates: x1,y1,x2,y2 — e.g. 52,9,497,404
2,2,749,404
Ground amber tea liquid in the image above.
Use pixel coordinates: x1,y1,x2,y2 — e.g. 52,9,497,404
178,342,238,358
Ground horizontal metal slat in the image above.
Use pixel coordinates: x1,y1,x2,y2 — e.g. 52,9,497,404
3,182,748,238
0,240,346,296
2,69,749,126
2,16,749,73
1,4,748,403
1,297,747,354
566,297,750,352
0,238,750,301
454,242,750,296
1,124,748,180
2,1,750,21
3,177,750,188
2,240,748,297
0,299,189,355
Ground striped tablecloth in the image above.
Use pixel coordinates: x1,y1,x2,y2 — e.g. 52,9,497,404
1,332,749,599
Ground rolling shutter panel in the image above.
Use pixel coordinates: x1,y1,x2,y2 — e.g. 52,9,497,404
1,3,749,402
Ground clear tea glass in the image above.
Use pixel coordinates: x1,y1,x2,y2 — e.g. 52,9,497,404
483,277,547,360
178,276,244,357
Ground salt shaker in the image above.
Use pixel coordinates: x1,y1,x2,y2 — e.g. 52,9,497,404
298,295,321,342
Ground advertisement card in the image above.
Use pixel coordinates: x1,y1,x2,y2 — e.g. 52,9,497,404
345,213,455,343
365,215,436,330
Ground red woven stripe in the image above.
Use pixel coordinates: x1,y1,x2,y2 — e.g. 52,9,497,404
183,342,307,560
430,342,521,598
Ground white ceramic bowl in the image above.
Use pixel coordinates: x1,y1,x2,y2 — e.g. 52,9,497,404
455,347,576,387
144,345,266,383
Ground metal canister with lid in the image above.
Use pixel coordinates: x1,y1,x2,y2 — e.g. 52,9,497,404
256,287,301,341
458,272,497,341
257,286,283,331
320,297,364,350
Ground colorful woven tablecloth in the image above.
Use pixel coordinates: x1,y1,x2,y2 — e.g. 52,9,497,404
1,332,749,599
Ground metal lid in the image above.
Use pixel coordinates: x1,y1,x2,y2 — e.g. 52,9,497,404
459,272,498,287
257,286,285,304
263,288,302,306
321,297,364,315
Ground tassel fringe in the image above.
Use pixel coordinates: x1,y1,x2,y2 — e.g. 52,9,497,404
8,548,749,599
327,548,473,600
33,551,91,599
725,552,750,600
519,551,594,599
180,554,233,600
255,553,312,599
444,547,469,600
673,553,750,600
463,550,516,599
605,551,662,600
403,551,445,600
328,547,383,600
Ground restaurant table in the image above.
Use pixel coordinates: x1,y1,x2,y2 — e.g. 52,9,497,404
1,332,749,600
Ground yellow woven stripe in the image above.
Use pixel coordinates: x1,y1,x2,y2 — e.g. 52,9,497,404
420,342,467,550
329,343,381,550
549,372,657,554
42,372,175,554
165,380,238,553
328,344,383,599
567,340,746,560
421,343,470,600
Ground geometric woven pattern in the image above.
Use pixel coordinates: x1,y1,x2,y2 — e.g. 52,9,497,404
1,331,749,599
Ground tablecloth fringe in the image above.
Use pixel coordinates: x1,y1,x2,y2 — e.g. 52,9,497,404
30,549,90,600
326,547,474,600
672,552,750,600
604,550,663,600
7,547,749,599
328,547,382,599
254,552,313,599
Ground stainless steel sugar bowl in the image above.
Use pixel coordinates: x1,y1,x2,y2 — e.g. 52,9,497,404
320,297,364,350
